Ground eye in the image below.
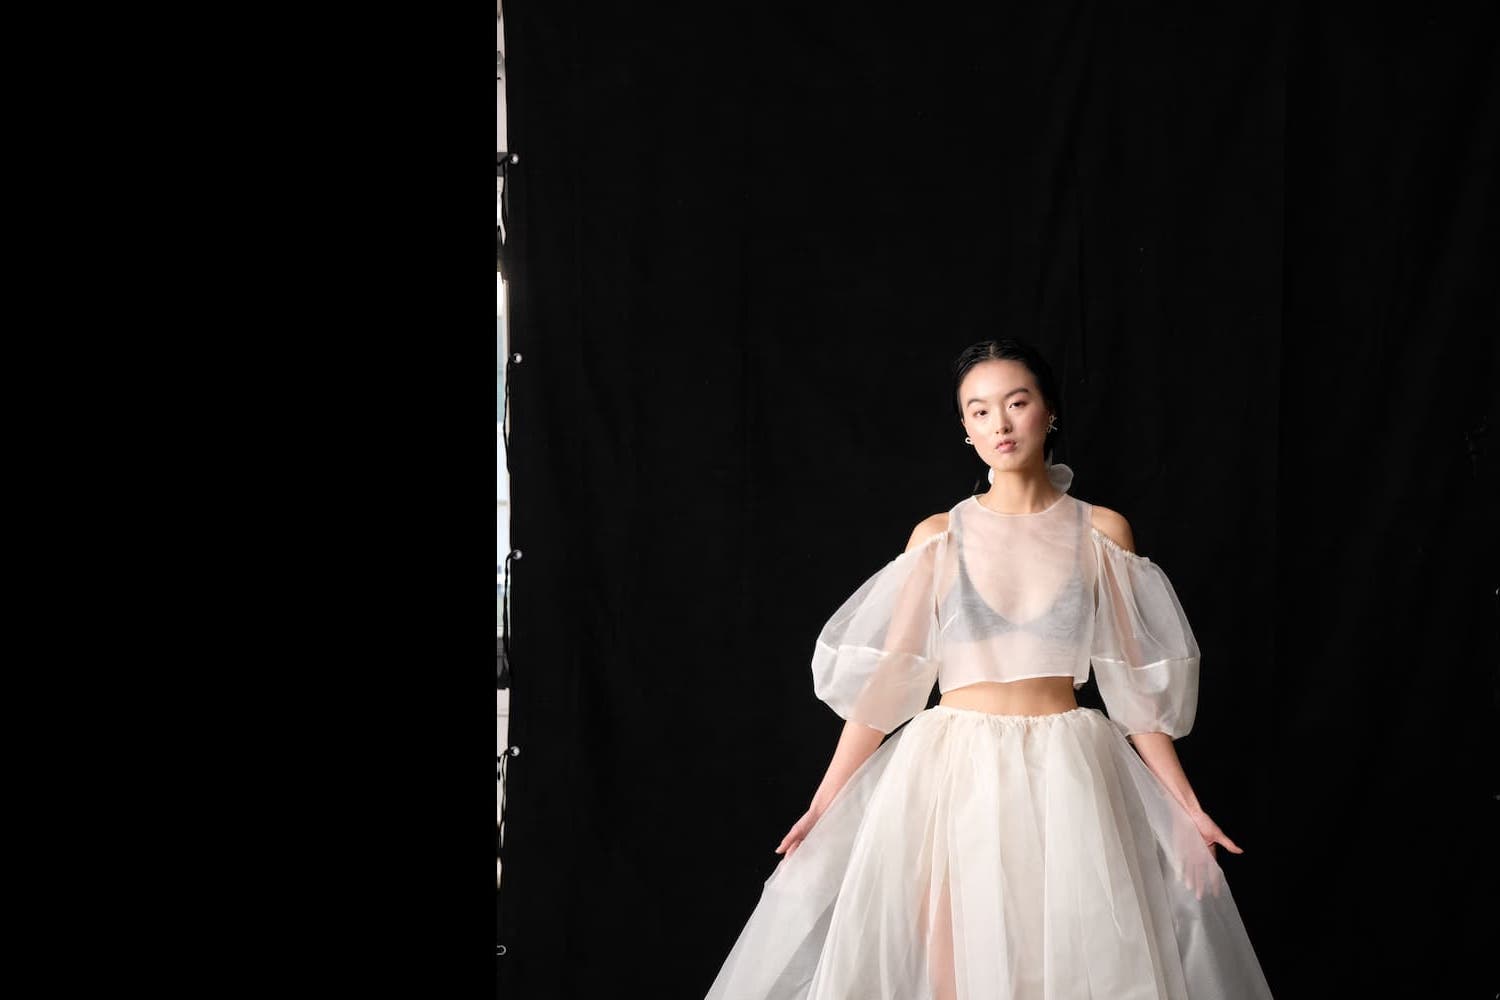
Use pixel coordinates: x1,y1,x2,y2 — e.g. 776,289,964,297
973,410,986,417
1011,401,1026,408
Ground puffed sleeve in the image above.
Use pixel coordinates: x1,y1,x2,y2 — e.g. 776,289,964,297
810,531,947,736
1089,528,1201,739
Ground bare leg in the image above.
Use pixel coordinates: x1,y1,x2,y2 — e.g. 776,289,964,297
915,871,957,1000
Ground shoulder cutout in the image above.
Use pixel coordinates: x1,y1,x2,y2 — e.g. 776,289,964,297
905,512,949,553
1089,504,1137,554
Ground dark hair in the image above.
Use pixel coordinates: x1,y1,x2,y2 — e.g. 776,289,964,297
951,339,1064,465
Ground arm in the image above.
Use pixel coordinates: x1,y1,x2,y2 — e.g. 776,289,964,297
1094,507,1241,856
810,512,946,808
809,719,885,814
777,514,946,856
1127,732,1203,814
778,717,884,857
1131,731,1242,858
1093,510,1200,793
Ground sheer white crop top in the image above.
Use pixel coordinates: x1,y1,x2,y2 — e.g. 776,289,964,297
810,463,1201,738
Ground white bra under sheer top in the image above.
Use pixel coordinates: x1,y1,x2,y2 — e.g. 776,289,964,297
811,463,1201,738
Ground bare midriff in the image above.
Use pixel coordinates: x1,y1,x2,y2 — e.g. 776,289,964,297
938,677,1079,716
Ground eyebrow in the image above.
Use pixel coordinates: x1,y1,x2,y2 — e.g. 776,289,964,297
964,387,1031,407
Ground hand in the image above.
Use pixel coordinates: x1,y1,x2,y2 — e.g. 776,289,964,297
1188,807,1244,860
774,805,823,858
1166,807,1239,901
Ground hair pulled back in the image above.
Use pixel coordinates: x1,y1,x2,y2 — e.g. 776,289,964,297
950,339,1064,465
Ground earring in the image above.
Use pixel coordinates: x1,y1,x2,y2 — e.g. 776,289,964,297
1047,415,1058,432
964,436,973,444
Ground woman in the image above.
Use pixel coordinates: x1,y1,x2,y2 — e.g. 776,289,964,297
704,339,1275,999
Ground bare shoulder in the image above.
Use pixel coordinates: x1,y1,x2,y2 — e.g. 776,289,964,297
1088,504,1137,554
905,512,950,552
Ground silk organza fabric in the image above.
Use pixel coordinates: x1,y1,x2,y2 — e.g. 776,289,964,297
705,464,1274,998
810,462,1201,738
703,706,1275,1000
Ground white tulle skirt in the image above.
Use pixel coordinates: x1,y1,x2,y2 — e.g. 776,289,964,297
705,705,1274,1000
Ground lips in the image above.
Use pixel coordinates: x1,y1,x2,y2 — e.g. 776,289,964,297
997,441,1016,451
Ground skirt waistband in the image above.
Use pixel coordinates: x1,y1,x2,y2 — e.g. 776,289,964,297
925,704,1095,727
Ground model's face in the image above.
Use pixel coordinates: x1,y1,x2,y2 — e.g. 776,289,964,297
958,360,1051,470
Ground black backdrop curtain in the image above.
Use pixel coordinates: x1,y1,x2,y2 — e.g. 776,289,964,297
497,1,1497,996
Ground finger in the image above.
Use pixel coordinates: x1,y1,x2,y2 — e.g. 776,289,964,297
1220,834,1243,853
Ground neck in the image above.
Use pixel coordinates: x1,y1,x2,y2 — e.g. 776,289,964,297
981,464,1060,514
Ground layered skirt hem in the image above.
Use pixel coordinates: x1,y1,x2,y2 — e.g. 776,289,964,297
705,705,1273,1000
